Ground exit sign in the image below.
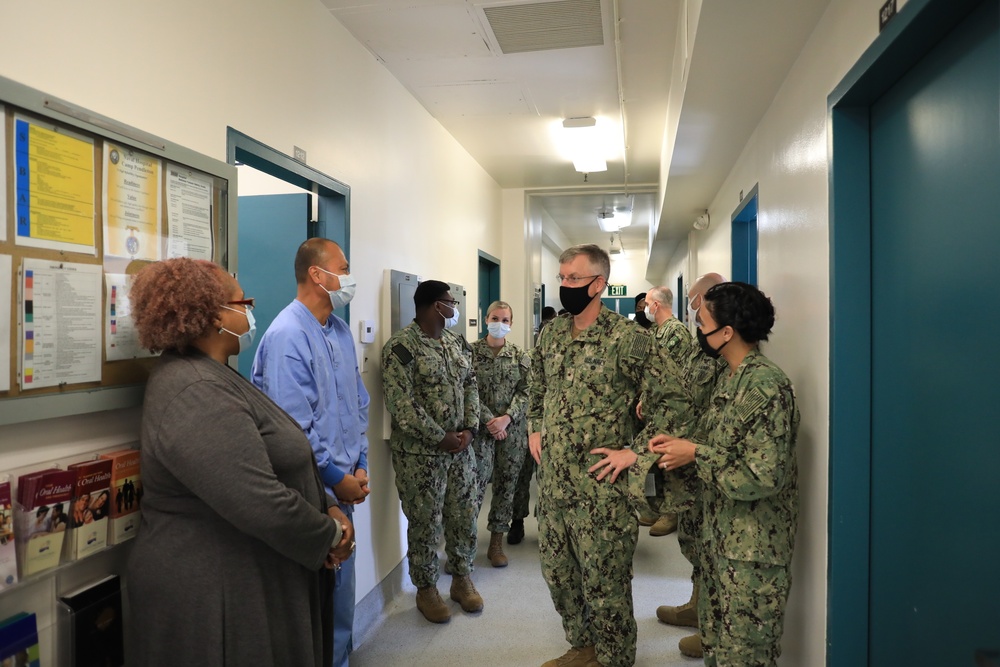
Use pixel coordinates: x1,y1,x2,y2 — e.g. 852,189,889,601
608,284,627,297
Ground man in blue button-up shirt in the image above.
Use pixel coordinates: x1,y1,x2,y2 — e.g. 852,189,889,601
252,238,370,667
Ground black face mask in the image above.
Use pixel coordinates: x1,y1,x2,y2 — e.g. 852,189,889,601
559,277,600,316
697,326,728,359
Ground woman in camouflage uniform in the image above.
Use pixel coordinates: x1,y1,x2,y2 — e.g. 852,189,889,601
470,300,531,568
651,282,799,667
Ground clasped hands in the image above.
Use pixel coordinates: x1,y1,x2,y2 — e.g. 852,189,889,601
485,414,511,441
324,506,355,570
333,469,370,505
437,429,473,454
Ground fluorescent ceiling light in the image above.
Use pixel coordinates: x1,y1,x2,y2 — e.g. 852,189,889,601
598,215,618,232
562,116,609,173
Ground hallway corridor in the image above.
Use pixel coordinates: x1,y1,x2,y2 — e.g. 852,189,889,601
352,488,701,667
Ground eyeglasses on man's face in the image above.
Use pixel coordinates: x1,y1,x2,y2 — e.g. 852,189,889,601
227,298,255,311
437,299,460,307
557,274,600,286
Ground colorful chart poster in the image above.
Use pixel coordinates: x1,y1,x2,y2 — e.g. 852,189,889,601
105,273,156,362
165,166,213,260
14,115,96,254
103,142,162,261
20,259,102,390
0,254,10,392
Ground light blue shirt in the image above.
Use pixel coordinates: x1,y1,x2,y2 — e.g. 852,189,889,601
251,300,370,493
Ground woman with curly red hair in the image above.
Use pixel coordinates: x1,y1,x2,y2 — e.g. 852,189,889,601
125,257,354,667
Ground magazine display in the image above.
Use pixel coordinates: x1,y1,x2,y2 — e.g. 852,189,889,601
0,481,16,589
16,468,75,577
99,450,141,545
66,460,113,560
0,612,40,666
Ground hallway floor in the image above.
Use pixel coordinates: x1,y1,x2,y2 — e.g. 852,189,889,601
351,491,702,667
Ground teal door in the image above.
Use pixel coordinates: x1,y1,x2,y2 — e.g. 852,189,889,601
869,1,999,663
478,254,500,339
236,193,310,377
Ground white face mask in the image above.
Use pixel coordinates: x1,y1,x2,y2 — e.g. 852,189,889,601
687,295,701,324
221,306,256,354
315,267,356,310
644,305,654,320
439,301,460,329
487,321,511,339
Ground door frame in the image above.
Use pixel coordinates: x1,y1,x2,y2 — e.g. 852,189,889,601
730,185,758,286
225,128,351,270
826,0,985,664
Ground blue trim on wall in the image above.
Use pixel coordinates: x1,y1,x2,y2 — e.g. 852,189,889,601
826,0,986,664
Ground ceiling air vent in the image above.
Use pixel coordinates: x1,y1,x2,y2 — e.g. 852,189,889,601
483,0,604,55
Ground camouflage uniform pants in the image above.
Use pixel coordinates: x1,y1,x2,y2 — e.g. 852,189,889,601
539,494,639,667
472,433,528,533
511,449,536,521
698,550,791,667
390,447,479,588
677,501,703,583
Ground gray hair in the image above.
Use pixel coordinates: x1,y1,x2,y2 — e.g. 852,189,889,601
558,244,611,281
647,286,673,306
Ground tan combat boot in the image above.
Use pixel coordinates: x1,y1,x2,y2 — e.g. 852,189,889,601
449,574,484,612
416,586,451,624
656,583,699,628
678,633,703,658
649,513,678,536
488,531,509,567
540,645,596,667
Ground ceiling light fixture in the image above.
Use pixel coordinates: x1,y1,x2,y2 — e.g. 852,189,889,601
562,117,608,173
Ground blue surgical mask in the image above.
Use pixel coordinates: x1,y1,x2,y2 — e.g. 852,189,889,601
487,321,511,339
221,306,256,353
315,267,356,310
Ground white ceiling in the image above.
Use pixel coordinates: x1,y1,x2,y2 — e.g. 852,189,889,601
323,0,831,276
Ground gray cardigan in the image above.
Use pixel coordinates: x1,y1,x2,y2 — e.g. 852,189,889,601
127,350,339,667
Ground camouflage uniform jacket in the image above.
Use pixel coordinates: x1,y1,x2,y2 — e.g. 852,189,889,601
696,348,799,566
633,323,701,512
381,322,480,455
470,338,531,430
528,308,651,503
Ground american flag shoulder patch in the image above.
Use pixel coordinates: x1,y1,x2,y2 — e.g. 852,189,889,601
736,387,769,422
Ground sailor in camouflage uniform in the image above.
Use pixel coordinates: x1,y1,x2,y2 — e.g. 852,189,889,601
381,280,484,624
529,245,651,667
645,274,728,660
469,300,531,568
652,282,799,667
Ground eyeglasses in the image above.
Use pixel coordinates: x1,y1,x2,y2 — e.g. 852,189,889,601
227,298,255,311
557,274,599,286
437,299,460,307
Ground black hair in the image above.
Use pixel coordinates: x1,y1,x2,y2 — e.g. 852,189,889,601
635,292,647,304
413,280,451,309
542,306,557,320
703,282,775,343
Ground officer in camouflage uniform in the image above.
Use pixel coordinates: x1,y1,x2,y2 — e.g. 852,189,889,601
648,274,728,660
529,245,651,667
652,282,799,667
381,280,483,624
470,300,531,568
637,285,694,538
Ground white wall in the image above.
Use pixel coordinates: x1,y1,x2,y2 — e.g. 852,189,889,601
0,0,505,623
658,0,882,664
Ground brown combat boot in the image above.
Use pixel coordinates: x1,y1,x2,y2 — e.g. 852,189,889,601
488,531,509,567
649,513,678,536
415,586,451,624
449,575,484,612
656,583,699,628
540,645,596,667
637,510,658,526
678,633,703,658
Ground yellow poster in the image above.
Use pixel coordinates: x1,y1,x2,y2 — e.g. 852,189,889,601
103,142,162,260
14,116,96,253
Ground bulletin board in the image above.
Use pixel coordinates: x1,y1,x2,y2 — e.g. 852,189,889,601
0,75,238,425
